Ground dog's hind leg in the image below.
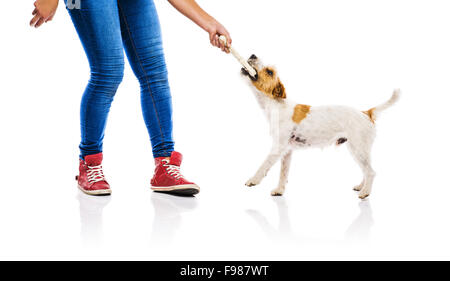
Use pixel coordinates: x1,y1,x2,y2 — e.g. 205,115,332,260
245,146,287,187
347,142,376,199
271,151,292,196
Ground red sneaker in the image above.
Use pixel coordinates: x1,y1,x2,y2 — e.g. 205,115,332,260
151,151,200,196
76,153,112,196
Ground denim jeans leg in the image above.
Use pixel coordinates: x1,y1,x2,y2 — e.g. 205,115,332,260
65,0,125,159
118,0,175,158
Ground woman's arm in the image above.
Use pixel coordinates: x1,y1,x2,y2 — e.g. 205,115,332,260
30,0,59,28
168,0,232,53
30,0,232,52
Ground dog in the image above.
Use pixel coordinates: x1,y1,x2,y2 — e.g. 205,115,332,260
241,54,399,199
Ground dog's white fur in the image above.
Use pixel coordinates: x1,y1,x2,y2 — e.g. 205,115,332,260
242,56,400,199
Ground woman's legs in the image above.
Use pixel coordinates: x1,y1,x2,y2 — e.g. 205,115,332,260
117,0,174,158
67,0,173,158
67,0,197,195
65,0,125,159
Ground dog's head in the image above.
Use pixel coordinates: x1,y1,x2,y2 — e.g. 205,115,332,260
241,54,286,100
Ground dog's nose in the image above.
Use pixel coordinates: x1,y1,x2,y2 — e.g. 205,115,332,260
250,54,257,60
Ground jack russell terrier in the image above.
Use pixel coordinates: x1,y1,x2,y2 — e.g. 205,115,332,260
241,54,399,199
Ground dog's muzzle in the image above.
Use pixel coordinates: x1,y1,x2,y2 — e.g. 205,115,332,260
241,67,258,81
241,54,258,81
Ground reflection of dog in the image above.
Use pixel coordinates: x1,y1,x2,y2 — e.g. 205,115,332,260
241,55,400,199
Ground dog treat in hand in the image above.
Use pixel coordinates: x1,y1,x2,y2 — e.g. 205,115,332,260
219,35,257,78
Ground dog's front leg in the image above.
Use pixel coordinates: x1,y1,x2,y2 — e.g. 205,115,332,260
271,151,292,196
245,147,285,187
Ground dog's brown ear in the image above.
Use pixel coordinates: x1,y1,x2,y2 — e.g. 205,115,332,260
272,80,286,99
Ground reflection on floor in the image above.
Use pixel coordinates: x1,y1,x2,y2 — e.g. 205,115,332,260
77,189,374,251
150,192,198,245
344,201,374,242
77,191,111,247
246,197,293,242
246,197,374,244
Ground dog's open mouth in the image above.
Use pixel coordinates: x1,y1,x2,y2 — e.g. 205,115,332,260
241,67,258,81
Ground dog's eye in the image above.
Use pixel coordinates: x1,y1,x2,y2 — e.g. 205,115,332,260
266,69,274,76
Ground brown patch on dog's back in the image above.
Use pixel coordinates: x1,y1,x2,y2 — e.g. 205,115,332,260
292,104,311,124
363,108,376,123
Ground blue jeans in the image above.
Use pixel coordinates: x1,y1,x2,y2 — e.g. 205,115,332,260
65,0,174,159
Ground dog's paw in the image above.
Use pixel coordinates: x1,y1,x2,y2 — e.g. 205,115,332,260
358,190,370,200
245,177,261,187
353,183,363,191
271,188,284,196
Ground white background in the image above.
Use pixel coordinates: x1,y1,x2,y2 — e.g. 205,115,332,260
1,0,450,260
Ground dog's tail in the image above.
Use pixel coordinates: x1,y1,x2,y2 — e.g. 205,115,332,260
363,89,400,123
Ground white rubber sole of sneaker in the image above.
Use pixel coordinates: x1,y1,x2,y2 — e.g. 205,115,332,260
78,184,112,196
151,184,200,195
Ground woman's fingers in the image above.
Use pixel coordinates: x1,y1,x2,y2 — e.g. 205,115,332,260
218,37,228,52
213,34,219,48
30,13,41,27
209,31,216,46
32,8,38,15
209,33,214,44
219,40,225,51
224,32,232,46
217,34,231,53
35,17,45,28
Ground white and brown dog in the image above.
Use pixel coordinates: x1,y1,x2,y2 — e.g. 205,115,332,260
241,54,399,199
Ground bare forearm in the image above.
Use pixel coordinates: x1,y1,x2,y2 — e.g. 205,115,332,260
168,0,231,52
167,0,216,32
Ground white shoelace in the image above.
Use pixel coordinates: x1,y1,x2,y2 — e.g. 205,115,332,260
87,165,106,183
162,160,184,179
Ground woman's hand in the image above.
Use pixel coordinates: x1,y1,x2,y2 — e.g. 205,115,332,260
167,0,232,53
206,20,232,53
30,0,59,28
